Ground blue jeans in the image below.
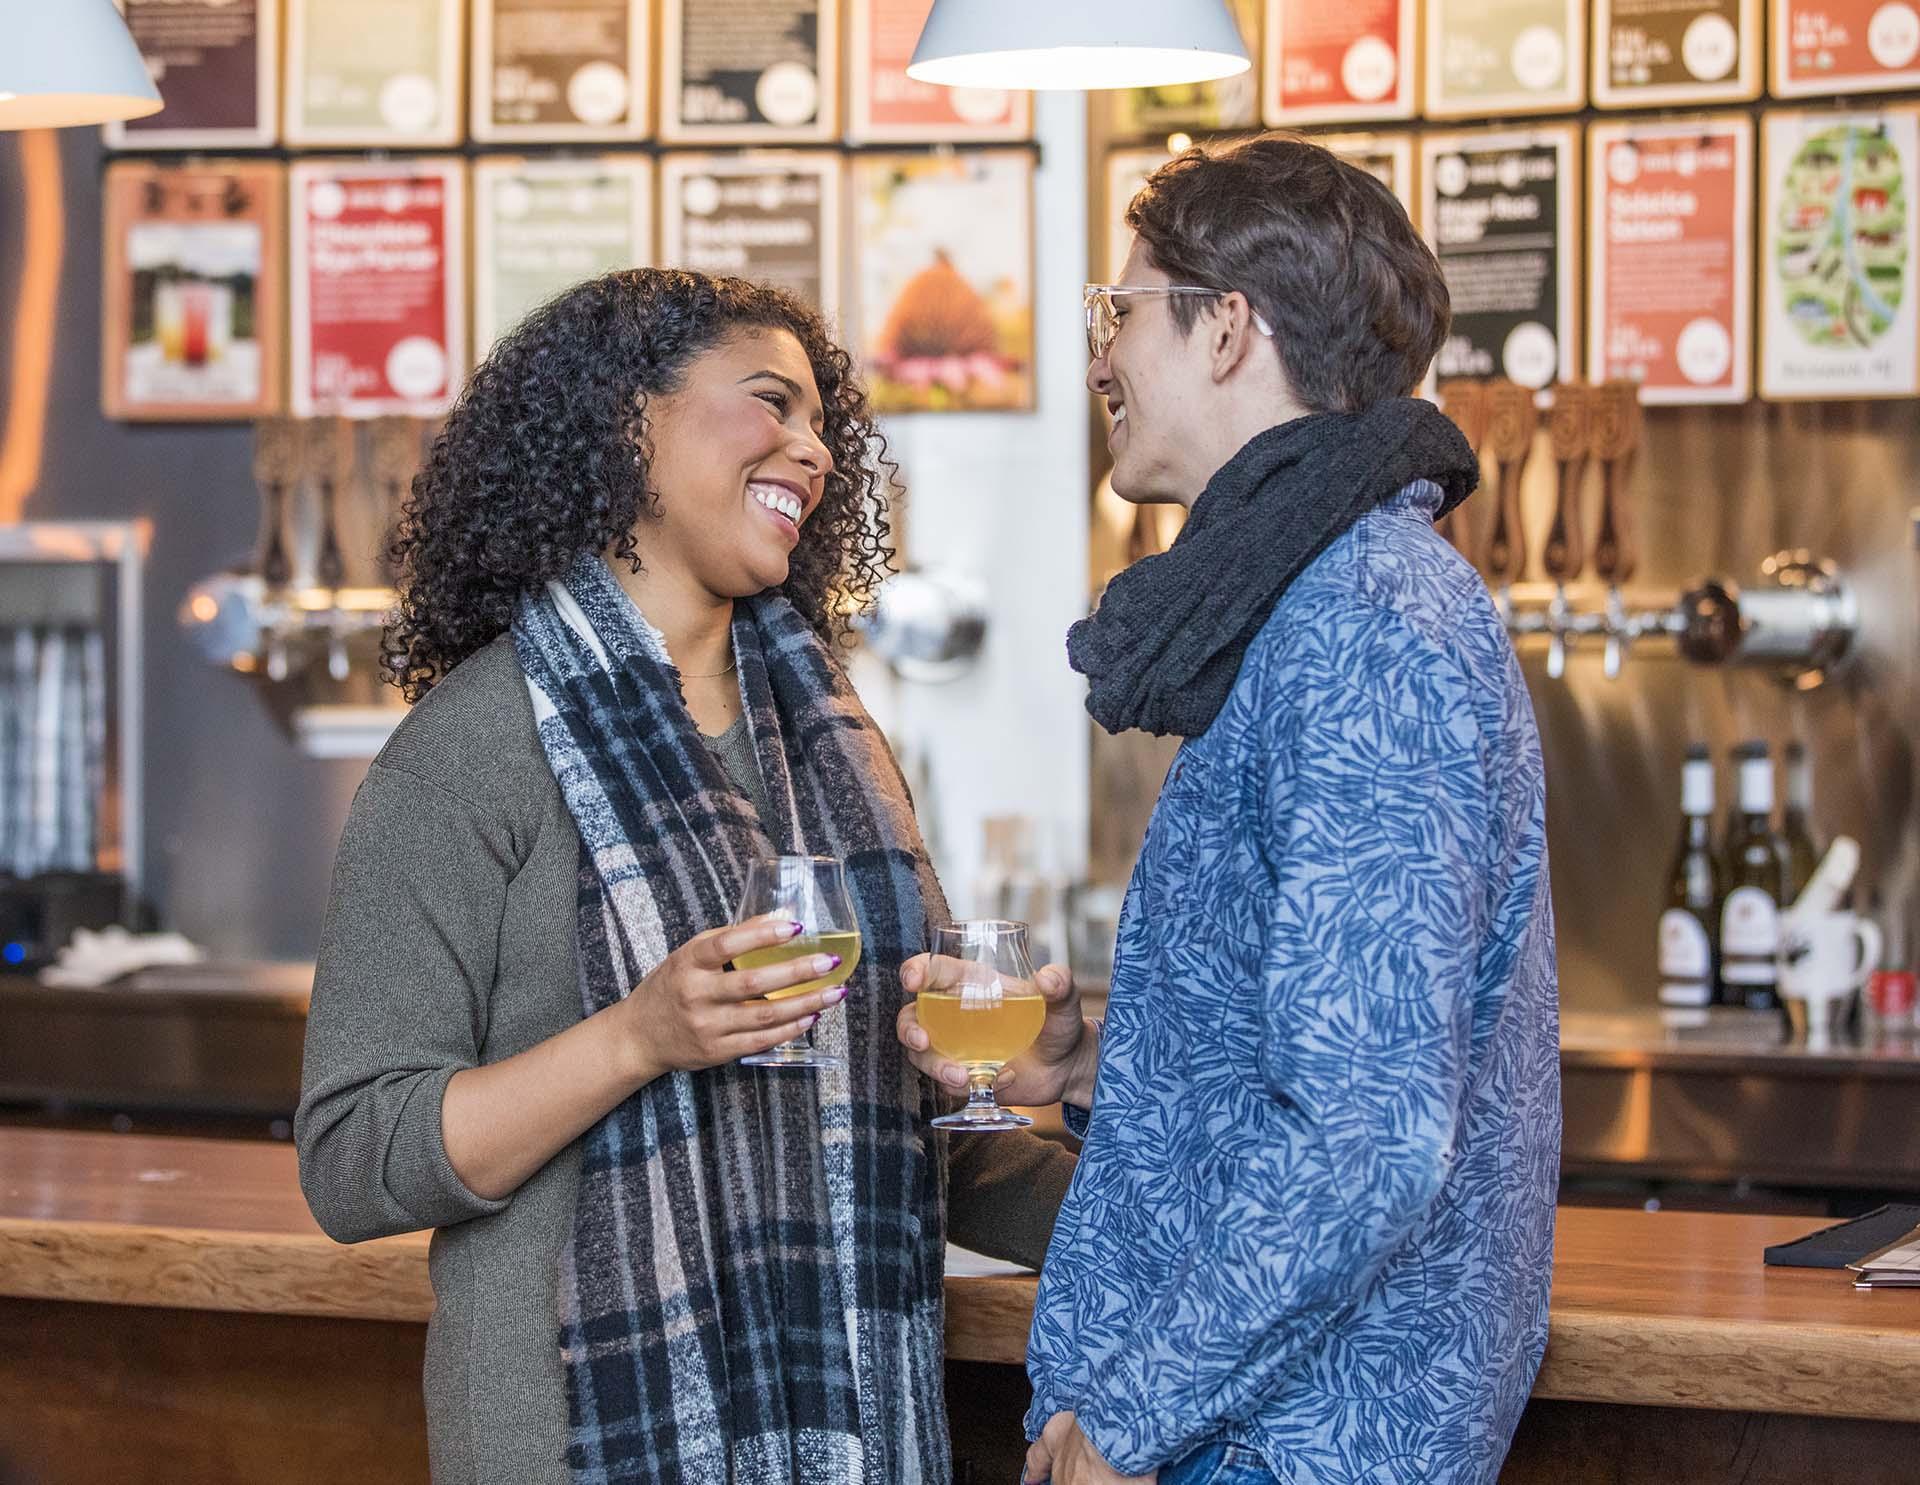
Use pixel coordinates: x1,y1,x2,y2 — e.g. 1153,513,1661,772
1024,1441,1275,1485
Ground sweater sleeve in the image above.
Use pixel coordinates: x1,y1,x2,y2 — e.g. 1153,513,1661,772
296,762,515,1243
946,1129,1076,1270
1068,613,1493,1473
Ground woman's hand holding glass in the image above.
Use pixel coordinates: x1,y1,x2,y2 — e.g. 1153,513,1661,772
618,913,849,1079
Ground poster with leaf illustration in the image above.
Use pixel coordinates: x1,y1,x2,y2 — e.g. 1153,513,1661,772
1760,108,1919,399
852,151,1034,414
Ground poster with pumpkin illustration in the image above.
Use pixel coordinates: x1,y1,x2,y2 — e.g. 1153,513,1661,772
852,151,1035,413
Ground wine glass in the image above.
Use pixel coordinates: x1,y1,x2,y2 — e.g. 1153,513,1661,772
921,920,1045,1131
732,855,862,1069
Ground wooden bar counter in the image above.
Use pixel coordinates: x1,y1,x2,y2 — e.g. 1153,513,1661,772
5,1130,1920,1483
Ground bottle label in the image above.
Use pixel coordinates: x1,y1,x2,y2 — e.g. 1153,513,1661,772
1721,885,1779,983
1659,908,1712,982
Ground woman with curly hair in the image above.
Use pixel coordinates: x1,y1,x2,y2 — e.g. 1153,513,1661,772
296,269,1075,1485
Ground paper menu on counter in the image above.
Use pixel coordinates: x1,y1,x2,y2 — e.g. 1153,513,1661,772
1759,108,1919,400
1589,116,1753,403
1592,0,1761,107
1262,0,1417,125
1850,1225,1920,1285
105,0,279,149
1424,0,1586,117
1772,0,1920,98
471,0,652,142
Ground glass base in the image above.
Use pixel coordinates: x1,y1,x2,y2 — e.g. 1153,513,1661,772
931,1108,1034,1131
742,1045,842,1069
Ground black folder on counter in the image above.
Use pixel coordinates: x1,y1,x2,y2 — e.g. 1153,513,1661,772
1763,1205,1920,1269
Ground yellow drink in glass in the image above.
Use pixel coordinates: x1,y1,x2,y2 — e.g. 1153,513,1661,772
916,990,1045,1065
734,931,862,1000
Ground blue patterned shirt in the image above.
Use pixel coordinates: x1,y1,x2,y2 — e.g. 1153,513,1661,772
1027,480,1560,1481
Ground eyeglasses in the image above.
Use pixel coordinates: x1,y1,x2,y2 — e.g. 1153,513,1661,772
1083,283,1276,360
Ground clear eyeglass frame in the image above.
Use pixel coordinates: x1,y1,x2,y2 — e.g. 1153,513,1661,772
1083,283,1277,360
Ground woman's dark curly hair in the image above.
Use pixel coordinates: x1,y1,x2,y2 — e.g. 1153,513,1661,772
384,268,895,701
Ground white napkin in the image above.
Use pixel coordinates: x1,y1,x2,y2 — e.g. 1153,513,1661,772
38,925,206,988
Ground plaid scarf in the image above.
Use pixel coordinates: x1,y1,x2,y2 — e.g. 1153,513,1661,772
513,556,952,1484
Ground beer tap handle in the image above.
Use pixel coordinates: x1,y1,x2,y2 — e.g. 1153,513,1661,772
1591,380,1642,587
1483,380,1537,589
1436,379,1491,562
1544,382,1589,583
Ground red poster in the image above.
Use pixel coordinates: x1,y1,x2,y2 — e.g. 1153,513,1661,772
1264,0,1416,124
1774,0,1920,95
849,0,1029,141
290,162,467,417
1588,118,1752,403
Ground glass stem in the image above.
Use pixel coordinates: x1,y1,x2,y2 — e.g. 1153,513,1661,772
963,1068,999,1120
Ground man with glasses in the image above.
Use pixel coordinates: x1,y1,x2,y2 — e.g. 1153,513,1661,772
899,135,1559,1485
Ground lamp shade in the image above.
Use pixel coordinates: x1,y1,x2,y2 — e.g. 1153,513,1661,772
0,0,162,130
906,0,1250,91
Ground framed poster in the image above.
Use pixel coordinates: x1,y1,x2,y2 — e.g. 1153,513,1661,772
284,0,463,147
1771,0,1920,97
660,153,842,319
105,0,278,149
852,151,1035,414
102,161,283,421
1104,149,1171,280
471,0,651,142
1420,127,1581,393
1262,0,1417,125
1109,0,1260,137
1318,132,1418,216
289,160,468,418
1593,0,1760,107
474,157,654,354
1759,108,1919,400
659,0,838,144
1589,117,1753,404
849,0,1030,142
1424,0,1585,117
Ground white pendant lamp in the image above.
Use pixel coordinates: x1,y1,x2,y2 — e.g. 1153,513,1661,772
0,0,162,130
907,0,1251,91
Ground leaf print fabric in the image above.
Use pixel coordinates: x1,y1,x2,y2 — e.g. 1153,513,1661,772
1027,481,1560,1484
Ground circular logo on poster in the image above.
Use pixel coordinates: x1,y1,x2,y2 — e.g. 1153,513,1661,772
307,180,346,220
1680,15,1738,81
951,86,1011,125
1510,26,1566,91
1869,3,1920,69
681,175,722,215
387,337,449,401
1340,36,1398,102
493,179,534,220
1502,322,1558,388
1676,318,1734,385
1433,154,1469,198
756,63,819,128
568,62,630,126
379,74,441,134
1607,142,1642,185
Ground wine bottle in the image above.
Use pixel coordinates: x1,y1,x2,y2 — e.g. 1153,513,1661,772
1719,741,1790,1011
1660,746,1723,1010
1782,741,1820,901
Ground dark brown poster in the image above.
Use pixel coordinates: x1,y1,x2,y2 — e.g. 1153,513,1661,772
660,0,838,143
474,0,651,141
105,0,277,148
1593,0,1759,106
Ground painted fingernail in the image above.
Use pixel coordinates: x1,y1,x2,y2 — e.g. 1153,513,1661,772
786,921,806,938
828,954,843,969
813,954,839,974
830,985,850,1005
803,1014,821,1029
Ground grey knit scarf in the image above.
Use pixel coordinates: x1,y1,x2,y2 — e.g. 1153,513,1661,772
1068,398,1479,738
513,556,952,1484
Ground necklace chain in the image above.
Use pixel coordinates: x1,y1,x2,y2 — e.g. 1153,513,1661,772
681,657,738,679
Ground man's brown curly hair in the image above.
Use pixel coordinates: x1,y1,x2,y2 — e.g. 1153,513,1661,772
384,268,895,702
